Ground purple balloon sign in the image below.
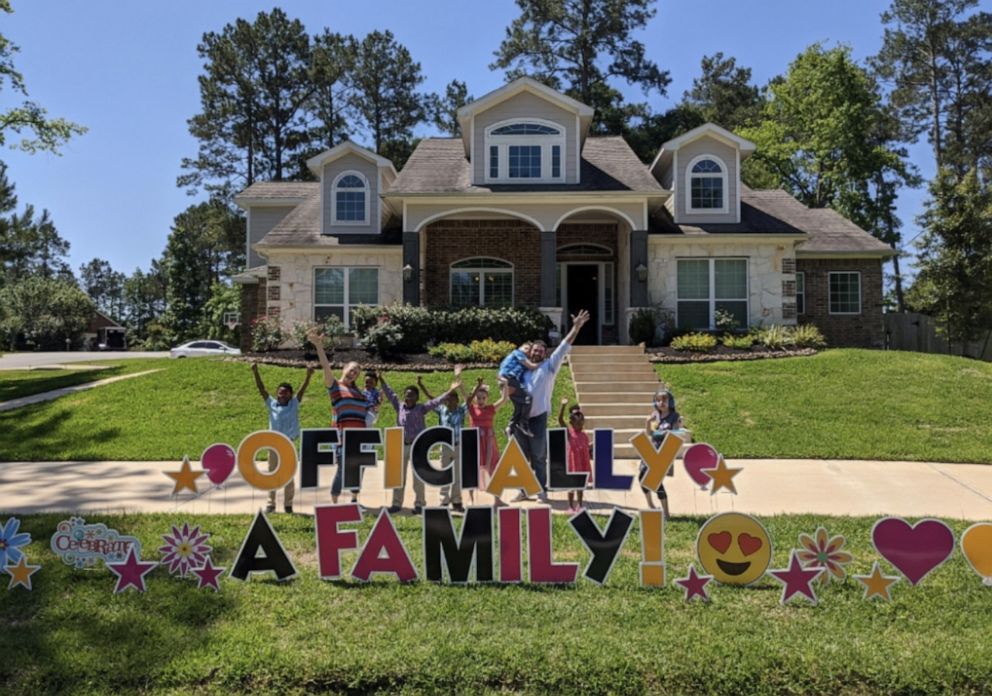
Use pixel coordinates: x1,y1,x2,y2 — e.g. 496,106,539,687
871,517,955,586
201,443,236,486
683,444,719,489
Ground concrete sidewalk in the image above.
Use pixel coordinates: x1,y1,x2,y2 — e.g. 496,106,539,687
1,457,990,520
0,369,162,412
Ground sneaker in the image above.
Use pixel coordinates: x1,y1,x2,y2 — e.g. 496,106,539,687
537,492,549,504
265,503,276,513
440,494,451,506
512,492,532,503
387,505,402,514
413,505,423,515
451,502,465,513
284,506,293,514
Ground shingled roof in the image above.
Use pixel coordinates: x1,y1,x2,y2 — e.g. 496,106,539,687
387,137,664,194
236,181,319,200
650,186,893,256
255,190,401,248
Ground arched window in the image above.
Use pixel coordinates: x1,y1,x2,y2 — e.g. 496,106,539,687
485,119,566,183
686,156,728,213
557,243,612,257
332,171,369,224
449,257,514,307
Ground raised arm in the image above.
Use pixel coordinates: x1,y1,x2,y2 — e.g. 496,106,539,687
423,380,461,412
296,366,314,403
250,363,269,400
492,384,509,410
307,328,335,388
379,374,400,411
416,375,436,401
562,310,591,346
558,397,569,428
466,377,483,404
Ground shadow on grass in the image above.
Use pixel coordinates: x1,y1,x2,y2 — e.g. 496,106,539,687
0,406,121,466
0,515,237,692
0,365,124,402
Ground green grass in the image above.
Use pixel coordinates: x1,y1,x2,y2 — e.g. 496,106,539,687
0,358,576,461
660,349,992,464
0,361,157,402
1,513,990,693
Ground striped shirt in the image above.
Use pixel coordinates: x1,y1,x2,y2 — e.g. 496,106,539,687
328,377,368,429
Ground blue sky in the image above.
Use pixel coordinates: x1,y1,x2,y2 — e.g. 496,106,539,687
4,0,930,277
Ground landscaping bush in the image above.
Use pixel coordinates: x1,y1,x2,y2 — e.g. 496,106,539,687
351,304,550,353
752,324,795,350
793,323,827,348
722,333,755,349
627,307,656,345
428,339,516,363
670,332,718,352
359,321,405,357
250,316,284,352
290,317,344,354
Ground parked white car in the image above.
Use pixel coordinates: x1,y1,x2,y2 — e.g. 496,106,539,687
169,340,242,358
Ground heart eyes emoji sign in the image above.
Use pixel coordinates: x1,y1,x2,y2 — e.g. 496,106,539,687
696,513,773,585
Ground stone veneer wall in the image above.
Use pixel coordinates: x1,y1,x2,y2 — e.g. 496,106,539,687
423,220,542,306
646,239,794,328
796,257,885,348
238,277,268,351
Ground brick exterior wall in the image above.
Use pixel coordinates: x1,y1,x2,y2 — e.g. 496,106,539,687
423,220,542,307
796,258,885,348
238,277,267,351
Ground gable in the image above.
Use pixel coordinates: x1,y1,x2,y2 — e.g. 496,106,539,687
322,152,381,235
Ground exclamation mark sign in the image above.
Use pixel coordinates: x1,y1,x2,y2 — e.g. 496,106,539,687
639,509,665,587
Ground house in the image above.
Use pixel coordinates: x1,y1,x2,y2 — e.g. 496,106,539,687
83,310,126,350
234,77,893,348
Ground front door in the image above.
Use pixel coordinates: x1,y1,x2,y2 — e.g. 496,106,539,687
566,264,599,344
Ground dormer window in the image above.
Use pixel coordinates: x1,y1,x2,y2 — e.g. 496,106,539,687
686,155,728,213
485,120,565,183
332,171,369,225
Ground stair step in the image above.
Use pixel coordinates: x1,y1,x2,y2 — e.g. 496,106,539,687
583,415,649,429
580,404,653,416
576,391,659,404
570,346,644,355
569,354,647,365
571,365,657,378
573,381,660,393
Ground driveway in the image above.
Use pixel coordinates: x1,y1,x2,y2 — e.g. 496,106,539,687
0,351,168,369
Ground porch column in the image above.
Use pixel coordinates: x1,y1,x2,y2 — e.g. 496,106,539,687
539,229,557,307
402,231,420,305
629,229,649,307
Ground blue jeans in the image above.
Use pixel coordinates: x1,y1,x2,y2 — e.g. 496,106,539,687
514,413,547,491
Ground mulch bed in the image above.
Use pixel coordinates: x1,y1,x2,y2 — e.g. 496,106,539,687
646,346,818,363
236,349,498,371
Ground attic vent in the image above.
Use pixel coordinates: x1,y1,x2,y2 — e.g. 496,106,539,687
491,123,560,135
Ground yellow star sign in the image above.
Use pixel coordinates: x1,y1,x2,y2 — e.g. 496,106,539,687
165,456,204,495
701,457,741,495
854,561,900,601
6,557,40,591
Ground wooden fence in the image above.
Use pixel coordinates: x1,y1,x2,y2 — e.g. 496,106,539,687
885,312,992,361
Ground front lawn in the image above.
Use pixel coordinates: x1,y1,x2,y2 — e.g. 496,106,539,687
0,513,988,693
0,361,158,402
660,349,992,464
0,358,575,461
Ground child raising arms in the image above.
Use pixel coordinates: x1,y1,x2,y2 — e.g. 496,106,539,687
559,397,593,513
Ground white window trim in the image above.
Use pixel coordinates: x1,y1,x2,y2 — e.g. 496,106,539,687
675,257,750,329
795,271,806,315
449,257,515,307
484,118,566,184
685,154,729,215
828,271,862,315
313,266,379,329
331,170,371,227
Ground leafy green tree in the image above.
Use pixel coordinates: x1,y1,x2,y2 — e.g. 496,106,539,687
683,53,763,130
0,275,94,350
0,162,72,287
179,8,316,200
873,0,992,175
0,1,86,153
427,80,472,136
199,282,241,344
309,30,357,150
348,30,427,156
739,45,919,310
491,0,670,132
122,261,167,339
79,258,125,319
911,169,992,341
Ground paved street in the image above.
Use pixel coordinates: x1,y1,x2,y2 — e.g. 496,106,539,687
0,351,168,369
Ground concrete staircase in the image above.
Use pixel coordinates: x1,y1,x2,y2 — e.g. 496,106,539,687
568,345,660,459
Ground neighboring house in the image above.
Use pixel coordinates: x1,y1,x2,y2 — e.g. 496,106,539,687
234,77,893,348
83,311,126,350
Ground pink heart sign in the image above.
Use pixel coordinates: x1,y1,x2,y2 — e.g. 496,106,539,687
683,444,719,489
201,443,236,486
871,517,955,586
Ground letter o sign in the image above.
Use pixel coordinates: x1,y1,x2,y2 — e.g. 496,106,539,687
237,431,298,491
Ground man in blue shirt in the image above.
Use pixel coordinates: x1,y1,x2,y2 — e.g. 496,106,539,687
513,309,591,501
252,362,314,513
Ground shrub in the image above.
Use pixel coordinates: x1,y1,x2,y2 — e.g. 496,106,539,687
752,324,795,350
250,316,284,352
722,333,755,349
428,339,517,363
291,317,344,353
793,324,827,348
359,322,405,357
628,308,656,345
670,332,718,352
351,304,550,353
715,308,741,332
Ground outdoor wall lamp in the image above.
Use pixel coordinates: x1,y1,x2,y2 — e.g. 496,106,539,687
635,263,648,282
402,264,413,282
